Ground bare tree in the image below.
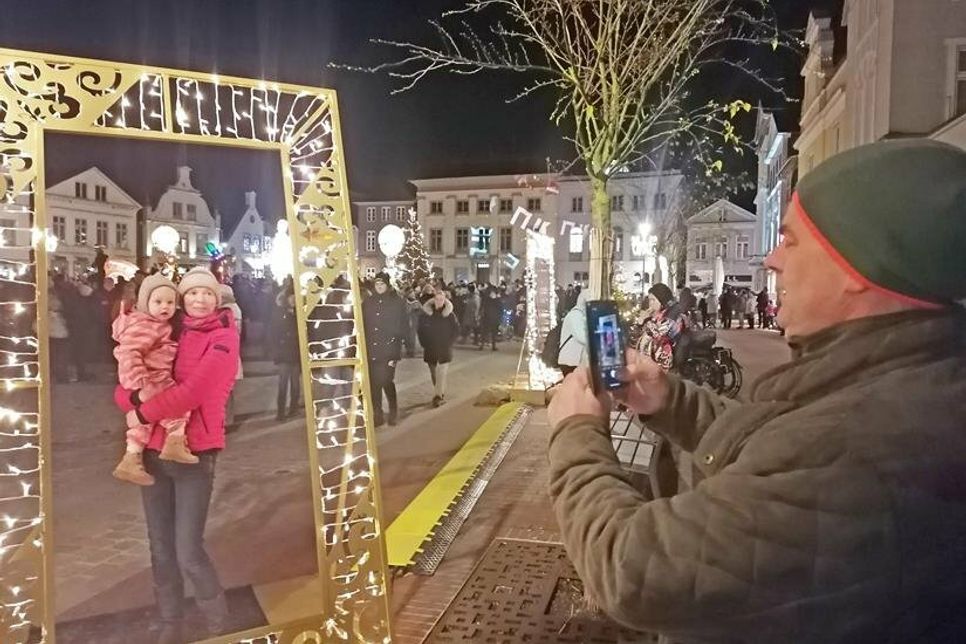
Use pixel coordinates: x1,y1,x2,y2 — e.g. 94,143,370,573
338,0,790,297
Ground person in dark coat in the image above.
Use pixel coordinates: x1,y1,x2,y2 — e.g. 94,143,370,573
719,286,733,329
362,272,409,426
478,288,502,351
417,290,459,407
756,289,770,328
271,280,301,420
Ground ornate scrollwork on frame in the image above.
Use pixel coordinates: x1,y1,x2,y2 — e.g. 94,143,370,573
0,48,391,644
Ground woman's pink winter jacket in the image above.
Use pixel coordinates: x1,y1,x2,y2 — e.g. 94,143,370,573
115,309,239,452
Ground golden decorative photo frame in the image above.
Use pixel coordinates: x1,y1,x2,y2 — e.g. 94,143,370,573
0,48,391,643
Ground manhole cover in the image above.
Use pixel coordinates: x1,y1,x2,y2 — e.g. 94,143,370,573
425,538,655,643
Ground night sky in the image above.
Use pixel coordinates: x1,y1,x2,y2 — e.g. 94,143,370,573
1,0,840,235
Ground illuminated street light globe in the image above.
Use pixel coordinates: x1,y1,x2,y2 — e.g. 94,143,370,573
150,225,180,255
378,224,405,259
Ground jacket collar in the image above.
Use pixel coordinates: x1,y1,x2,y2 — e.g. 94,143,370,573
422,298,453,317
181,308,236,333
751,309,965,404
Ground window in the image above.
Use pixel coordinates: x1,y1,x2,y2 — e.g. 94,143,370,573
263,236,273,252
74,182,87,199
472,227,492,254
0,219,14,248
477,199,490,214
571,196,584,213
95,221,108,247
366,207,376,222
632,195,642,211
613,227,623,260
527,197,542,212
243,234,252,252
365,266,377,279
186,204,197,221
456,200,470,214
573,272,589,285
396,206,407,221
52,216,66,241
456,228,470,252
654,192,667,210
611,195,624,212
381,206,391,221
429,228,443,253
114,223,128,249
365,230,376,252
737,236,750,260
179,232,189,254
499,227,512,253
499,198,513,213
172,202,183,219
696,242,708,260
430,201,444,214
74,218,87,244
569,227,583,261
94,185,107,202
956,46,966,117
196,233,209,254
715,238,728,259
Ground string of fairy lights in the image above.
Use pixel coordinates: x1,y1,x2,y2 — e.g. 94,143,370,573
524,230,561,388
0,54,388,641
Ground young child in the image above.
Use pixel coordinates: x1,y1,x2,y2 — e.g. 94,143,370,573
112,274,197,486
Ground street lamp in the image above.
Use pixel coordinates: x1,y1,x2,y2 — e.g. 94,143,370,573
150,225,180,255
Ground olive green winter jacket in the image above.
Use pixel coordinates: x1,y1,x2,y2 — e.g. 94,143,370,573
548,309,966,643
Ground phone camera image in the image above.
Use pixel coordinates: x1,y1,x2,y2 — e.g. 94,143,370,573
586,300,627,393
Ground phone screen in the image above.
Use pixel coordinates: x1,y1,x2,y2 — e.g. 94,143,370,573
586,300,627,393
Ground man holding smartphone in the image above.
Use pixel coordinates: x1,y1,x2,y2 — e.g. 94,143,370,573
547,140,966,643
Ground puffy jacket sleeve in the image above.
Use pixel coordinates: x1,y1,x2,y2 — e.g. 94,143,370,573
547,414,894,641
137,328,240,423
644,375,738,452
112,323,155,391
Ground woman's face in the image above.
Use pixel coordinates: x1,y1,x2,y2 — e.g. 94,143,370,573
433,292,446,308
183,287,217,318
646,293,661,314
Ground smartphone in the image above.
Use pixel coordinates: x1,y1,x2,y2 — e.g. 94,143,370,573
586,300,627,394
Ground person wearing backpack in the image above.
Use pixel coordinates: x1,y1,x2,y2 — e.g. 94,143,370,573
557,289,589,376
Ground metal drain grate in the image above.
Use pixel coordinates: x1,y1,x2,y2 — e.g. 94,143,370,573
408,405,533,576
425,538,655,643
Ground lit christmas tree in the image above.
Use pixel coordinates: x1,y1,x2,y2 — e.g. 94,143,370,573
396,208,432,286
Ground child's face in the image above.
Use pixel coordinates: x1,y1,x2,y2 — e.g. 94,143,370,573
148,287,177,321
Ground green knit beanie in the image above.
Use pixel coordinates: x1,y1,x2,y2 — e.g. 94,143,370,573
795,139,966,306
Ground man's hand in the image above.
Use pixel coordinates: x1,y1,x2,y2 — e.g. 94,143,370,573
547,368,610,429
614,348,672,416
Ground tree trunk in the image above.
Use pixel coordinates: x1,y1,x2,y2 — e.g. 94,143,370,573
588,175,613,299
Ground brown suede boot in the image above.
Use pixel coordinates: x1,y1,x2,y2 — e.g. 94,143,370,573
159,434,199,464
112,452,155,486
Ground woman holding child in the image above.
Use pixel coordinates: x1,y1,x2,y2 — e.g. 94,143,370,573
113,267,240,643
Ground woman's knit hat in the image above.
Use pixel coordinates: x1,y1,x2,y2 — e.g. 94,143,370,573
178,267,222,306
137,273,178,313
648,283,675,308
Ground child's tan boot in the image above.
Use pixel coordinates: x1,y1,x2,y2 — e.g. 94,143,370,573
160,434,199,464
113,452,155,486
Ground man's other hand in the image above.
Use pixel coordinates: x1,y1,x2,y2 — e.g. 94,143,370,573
613,348,672,416
548,368,610,429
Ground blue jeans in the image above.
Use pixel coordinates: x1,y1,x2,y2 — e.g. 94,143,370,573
141,450,222,623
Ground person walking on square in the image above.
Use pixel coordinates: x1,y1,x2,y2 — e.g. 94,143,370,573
418,289,459,407
111,274,196,486
363,272,408,426
272,278,302,420
115,267,240,642
479,287,502,351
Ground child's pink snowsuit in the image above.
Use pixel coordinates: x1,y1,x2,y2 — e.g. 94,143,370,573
112,310,187,447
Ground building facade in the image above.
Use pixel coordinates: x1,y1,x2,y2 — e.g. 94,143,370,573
753,109,798,295
684,199,758,291
797,1,966,175
142,166,220,269
43,167,140,276
410,174,554,284
353,199,414,279
224,190,270,277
